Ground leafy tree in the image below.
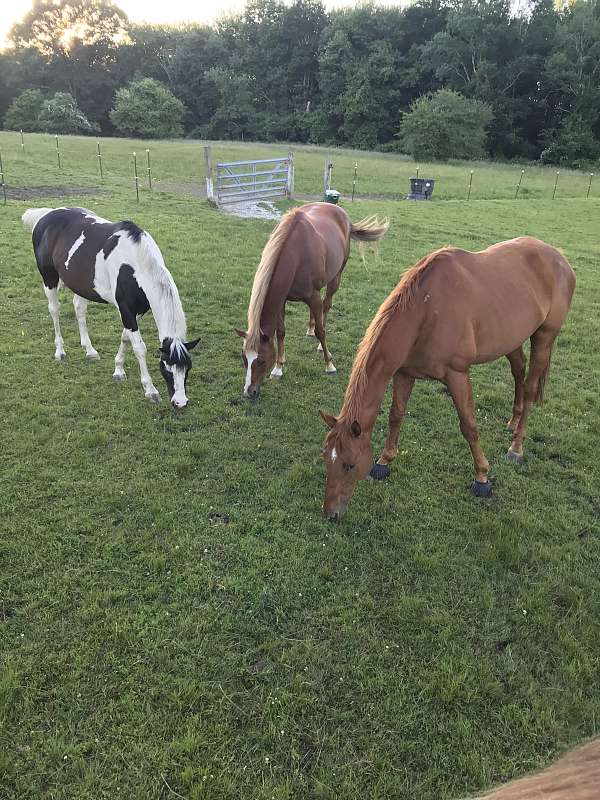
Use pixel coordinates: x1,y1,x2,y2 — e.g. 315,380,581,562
110,77,185,138
3,89,45,131
38,91,99,133
541,113,599,166
399,88,492,160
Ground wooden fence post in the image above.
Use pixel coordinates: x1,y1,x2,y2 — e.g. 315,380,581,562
286,151,294,197
323,154,332,194
204,146,215,203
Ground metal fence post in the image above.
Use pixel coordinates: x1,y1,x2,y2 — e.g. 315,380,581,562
467,170,473,200
587,173,594,199
323,154,332,194
0,149,6,205
97,141,103,180
146,149,152,190
55,135,61,169
553,170,559,200
515,169,524,199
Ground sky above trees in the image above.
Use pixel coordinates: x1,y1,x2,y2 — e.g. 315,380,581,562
0,0,405,48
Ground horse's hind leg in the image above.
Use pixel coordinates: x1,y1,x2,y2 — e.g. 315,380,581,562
308,292,336,374
306,310,315,337
316,274,342,353
72,295,99,360
507,328,557,463
271,307,286,379
43,283,66,361
445,369,491,496
506,346,527,432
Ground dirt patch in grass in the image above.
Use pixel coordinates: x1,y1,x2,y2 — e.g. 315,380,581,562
3,185,106,200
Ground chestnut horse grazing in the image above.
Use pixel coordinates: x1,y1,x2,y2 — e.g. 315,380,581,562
321,237,575,520
237,202,389,398
466,739,600,800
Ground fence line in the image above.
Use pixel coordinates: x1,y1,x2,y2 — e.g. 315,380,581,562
0,133,597,205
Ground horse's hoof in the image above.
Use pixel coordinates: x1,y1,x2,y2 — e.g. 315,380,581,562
506,450,524,464
370,462,391,480
317,342,324,352
86,351,100,361
112,372,127,381
270,366,283,379
472,480,493,498
55,353,66,362
146,391,161,403
306,328,316,337
325,364,337,375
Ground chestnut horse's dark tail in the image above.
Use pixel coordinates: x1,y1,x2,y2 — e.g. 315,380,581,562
350,216,390,242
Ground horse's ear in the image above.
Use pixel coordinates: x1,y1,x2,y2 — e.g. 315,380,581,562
184,337,201,351
320,410,337,429
350,421,362,438
235,328,247,339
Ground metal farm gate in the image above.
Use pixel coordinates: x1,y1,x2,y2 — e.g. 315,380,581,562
204,147,294,206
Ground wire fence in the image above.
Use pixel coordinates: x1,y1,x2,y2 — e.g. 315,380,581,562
0,131,596,207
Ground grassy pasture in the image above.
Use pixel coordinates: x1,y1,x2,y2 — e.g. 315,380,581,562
1,135,600,800
0,130,597,201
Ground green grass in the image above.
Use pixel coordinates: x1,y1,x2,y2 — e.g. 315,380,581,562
1,134,600,800
0,130,596,201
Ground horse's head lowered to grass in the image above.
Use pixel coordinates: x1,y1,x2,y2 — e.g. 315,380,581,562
320,412,374,521
158,337,201,408
236,329,275,400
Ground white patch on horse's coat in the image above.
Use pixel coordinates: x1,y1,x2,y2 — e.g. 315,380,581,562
331,447,337,463
84,213,110,224
65,233,85,269
244,349,258,394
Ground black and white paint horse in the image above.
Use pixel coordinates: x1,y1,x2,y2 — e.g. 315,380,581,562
23,207,199,407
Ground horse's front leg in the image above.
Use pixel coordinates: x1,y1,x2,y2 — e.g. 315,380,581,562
445,369,491,497
113,328,130,381
271,307,286,379
117,303,160,402
371,372,415,480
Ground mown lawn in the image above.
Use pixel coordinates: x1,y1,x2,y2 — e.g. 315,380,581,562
0,129,596,201
1,138,600,800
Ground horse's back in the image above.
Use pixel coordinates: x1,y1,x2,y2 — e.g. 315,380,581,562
415,237,575,366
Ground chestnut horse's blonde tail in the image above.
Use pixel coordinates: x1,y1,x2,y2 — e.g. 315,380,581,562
350,216,390,264
350,215,390,243
467,739,600,800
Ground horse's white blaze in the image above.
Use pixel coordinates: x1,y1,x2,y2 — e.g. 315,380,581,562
65,233,85,269
163,361,188,407
244,349,258,394
331,447,337,463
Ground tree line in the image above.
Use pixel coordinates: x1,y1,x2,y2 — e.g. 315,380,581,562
1,0,599,167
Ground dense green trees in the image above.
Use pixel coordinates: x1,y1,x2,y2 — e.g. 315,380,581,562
400,89,492,160
110,78,185,138
1,0,600,165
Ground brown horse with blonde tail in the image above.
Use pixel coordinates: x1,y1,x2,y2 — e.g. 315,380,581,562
237,202,389,399
321,236,575,520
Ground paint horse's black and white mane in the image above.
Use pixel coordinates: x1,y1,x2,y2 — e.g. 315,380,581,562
23,207,199,406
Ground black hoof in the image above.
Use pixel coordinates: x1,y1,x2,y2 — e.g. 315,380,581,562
471,479,493,498
370,462,391,481
506,450,524,464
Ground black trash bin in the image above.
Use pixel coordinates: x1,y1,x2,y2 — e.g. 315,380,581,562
407,178,435,200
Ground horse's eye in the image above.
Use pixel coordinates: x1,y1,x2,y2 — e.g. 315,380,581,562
343,463,355,472
256,358,265,366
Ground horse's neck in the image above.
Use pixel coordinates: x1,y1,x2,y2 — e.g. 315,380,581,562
140,274,186,342
259,257,296,337
346,311,420,432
